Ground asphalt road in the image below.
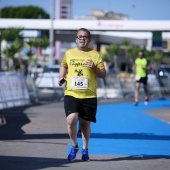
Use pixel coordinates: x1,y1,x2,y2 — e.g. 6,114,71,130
0,98,170,170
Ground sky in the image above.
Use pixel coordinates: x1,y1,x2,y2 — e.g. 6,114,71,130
0,0,170,20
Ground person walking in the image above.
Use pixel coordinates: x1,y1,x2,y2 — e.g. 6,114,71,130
133,51,151,106
58,28,106,161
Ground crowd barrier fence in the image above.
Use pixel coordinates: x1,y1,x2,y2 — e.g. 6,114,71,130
0,72,30,110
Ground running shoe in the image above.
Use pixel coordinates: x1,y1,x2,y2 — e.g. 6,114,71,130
67,145,79,161
82,149,90,161
144,97,149,105
134,101,138,106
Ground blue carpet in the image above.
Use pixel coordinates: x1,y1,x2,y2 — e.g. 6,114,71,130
75,99,170,156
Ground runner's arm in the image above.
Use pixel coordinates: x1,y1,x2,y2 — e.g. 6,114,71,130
58,65,67,86
92,67,106,79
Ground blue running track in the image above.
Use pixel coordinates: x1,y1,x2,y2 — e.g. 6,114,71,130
69,99,170,156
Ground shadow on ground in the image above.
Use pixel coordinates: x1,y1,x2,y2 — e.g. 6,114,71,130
0,155,170,170
0,104,68,140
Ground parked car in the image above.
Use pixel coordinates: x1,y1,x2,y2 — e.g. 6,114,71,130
157,65,170,77
152,65,170,78
153,65,170,94
35,65,64,89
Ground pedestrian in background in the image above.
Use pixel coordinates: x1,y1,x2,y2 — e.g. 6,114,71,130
58,28,106,161
133,51,151,106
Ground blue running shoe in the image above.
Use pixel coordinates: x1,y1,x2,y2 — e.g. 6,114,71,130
144,97,149,105
82,149,90,161
67,145,79,161
134,101,138,106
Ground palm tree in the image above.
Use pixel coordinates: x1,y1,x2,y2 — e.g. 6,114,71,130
121,39,143,73
101,53,111,63
1,27,23,71
127,45,142,65
150,50,163,67
129,46,141,58
1,27,23,41
121,39,131,59
2,39,23,71
106,44,120,72
39,36,50,67
121,39,130,73
26,36,50,71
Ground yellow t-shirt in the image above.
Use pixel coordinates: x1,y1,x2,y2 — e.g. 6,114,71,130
61,48,105,98
135,58,147,77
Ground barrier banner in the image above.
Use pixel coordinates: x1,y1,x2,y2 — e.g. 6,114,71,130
0,73,14,108
0,72,30,110
18,73,30,105
0,73,7,109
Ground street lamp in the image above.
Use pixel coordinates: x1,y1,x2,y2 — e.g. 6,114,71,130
49,0,54,66
0,31,1,71
0,4,1,71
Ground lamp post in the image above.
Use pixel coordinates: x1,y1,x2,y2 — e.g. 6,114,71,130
49,0,54,66
0,5,1,71
0,31,1,71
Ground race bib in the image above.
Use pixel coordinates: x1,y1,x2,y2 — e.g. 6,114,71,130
71,76,88,89
135,75,141,81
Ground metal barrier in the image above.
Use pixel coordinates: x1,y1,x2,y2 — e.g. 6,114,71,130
97,73,123,99
147,74,163,98
120,73,135,98
157,75,170,97
26,73,65,102
97,72,165,100
25,72,169,102
0,72,30,110
26,73,39,103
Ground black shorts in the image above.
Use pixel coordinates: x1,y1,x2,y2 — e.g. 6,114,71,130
64,95,97,123
136,77,147,85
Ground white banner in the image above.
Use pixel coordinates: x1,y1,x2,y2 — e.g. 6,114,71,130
0,72,30,110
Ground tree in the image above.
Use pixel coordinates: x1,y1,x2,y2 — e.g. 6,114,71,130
121,39,131,59
150,50,163,67
101,53,111,62
106,44,120,72
121,39,131,72
25,36,50,71
1,6,49,19
121,39,144,72
127,45,142,61
1,27,24,71
1,27,23,40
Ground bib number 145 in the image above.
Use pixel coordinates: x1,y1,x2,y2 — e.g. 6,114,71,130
71,76,88,89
